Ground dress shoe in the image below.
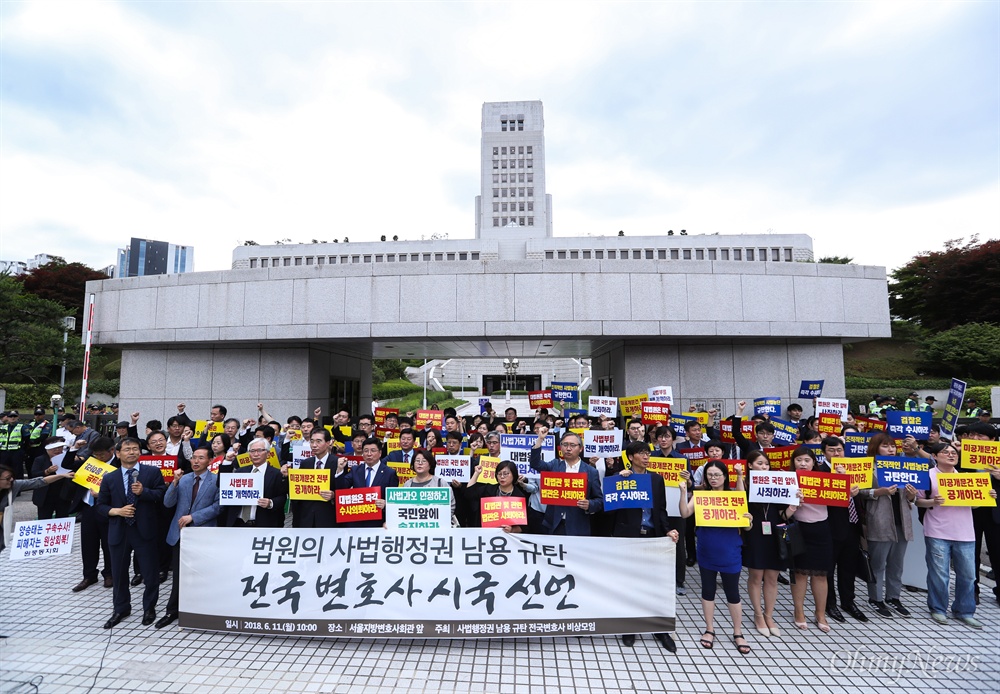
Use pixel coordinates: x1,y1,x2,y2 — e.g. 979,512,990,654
776,573,789,585
621,634,636,647
158,570,169,584
826,605,845,622
842,603,869,622
155,612,178,629
142,610,157,626
654,633,677,652
72,578,98,593
130,574,143,587
103,611,130,629
685,557,696,567
103,576,114,588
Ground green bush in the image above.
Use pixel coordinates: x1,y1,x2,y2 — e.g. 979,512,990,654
965,386,996,409
88,379,120,397
0,383,52,409
372,379,422,400
380,390,466,413
918,323,1000,379
845,377,955,390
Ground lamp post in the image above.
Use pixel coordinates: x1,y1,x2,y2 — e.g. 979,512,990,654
502,358,519,391
60,316,76,396
422,358,428,409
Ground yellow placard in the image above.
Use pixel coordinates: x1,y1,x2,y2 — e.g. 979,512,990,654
473,448,488,457
621,443,656,469
938,473,996,507
831,457,873,489
647,456,688,487
339,426,352,437
620,394,648,418
388,461,415,485
476,456,500,484
693,490,750,527
285,429,303,441
691,411,710,425
194,420,224,440
385,438,401,454
288,469,331,501
235,448,281,469
569,428,587,437
960,440,1000,471
72,457,117,495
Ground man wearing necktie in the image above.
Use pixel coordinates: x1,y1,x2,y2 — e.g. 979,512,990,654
155,447,220,629
286,429,344,528
223,440,287,529
335,438,399,527
384,429,417,465
96,437,166,629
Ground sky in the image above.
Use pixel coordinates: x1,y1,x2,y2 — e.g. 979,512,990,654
1,0,997,274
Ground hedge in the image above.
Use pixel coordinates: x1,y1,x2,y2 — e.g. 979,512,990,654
372,379,422,400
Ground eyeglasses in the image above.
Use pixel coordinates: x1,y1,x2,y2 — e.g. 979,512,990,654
561,442,581,448
705,472,725,478
0,476,13,483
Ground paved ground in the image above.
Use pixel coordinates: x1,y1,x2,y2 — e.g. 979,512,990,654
1,495,997,694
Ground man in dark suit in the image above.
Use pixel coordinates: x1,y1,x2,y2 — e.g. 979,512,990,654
529,428,603,535
335,438,398,527
95,437,166,628
223,439,287,528
66,436,119,592
612,441,681,651
30,438,71,520
155,447,221,628
287,428,343,528
384,428,417,465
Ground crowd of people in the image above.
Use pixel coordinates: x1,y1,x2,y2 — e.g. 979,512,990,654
0,392,997,653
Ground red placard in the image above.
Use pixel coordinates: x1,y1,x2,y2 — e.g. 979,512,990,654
138,455,178,484
335,487,382,522
763,446,797,472
796,471,850,507
679,447,706,463
539,472,588,506
480,497,528,528
719,418,755,444
376,426,400,439
817,413,842,436
855,417,887,433
641,401,671,425
723,459,747,487
340,454,363,468
374,407,399,426
415,410,444,431
528,390,554,409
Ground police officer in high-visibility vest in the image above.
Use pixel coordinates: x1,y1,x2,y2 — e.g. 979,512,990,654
868,394,880,415
0,410,30,477
26,406,52,467
921,396,937,414
904,392,920,412
965,398,983,418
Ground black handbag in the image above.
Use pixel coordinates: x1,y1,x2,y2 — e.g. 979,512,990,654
777,522,806,560
856,546,876,584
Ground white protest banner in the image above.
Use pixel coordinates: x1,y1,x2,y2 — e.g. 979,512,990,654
385,488,451,529
583,429,623,457
218,473,264,506
748,471,800,506
815,398,850,421
588,396,618,418
180,528,676,638
51,452,72,475
290,441,312,469
10,519,75,560
647,386,673,405
500,433,556,479
435,455,471,483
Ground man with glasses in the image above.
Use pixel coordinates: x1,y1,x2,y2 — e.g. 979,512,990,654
289,428,345,528
530,428,603,535
335,438,398,528
96,437,166,629
224,440,286,529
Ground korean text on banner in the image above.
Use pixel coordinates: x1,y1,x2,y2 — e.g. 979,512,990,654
799,380,824,398
500,434,555,478
480,497,528,528
583,429,623,457
588,396,618,418
335,487,382,523
647,457,688,486
179,528,677,638
540,473,588,507
753,397,781,417
10,519,76,560
415,410,444,431
374,407,399,427
219,473,264,505
886,411,932,440
476,456,500,484
551,382,579,404
640,401,671,426
719,418,754,444
768,418,799,446
528,390,554,409
817,413,842,436
940,378,967,439
815,398,849,421
748,471,799,505
693,491,750,527
288,469,331,501
647,386,673,405
139,455,177,484
619,394,648,418
960,439,1000,471
831,457,873,488
72,457,117,495
875,457,931,490
385,488,451,529
796,471,851,507
937,473,996,507
603,474,654,511
843,432,873,457
763,446,796,472
435,455,471,483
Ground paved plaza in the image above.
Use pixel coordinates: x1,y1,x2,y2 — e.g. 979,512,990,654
1,495,997,694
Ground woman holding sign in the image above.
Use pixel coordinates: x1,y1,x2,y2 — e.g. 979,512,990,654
742,450,796,638
678,460,753,654
402,448,459,527
468,460,536,533
861,433,918,619
785,447,833,632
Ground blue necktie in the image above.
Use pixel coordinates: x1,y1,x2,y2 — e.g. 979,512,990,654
366,467,373,487
125,469,136,526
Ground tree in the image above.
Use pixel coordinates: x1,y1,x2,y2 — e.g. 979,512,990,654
918,322,1000,378
889,237,1000,331
818,256,853,264
0,276,86,383
17,260,108,331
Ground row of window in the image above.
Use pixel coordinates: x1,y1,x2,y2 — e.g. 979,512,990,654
492,173,533,184
500,119,524,131
492,187,534,198
541,247,796,261
492,202,534,213
248,251,484,268
492,217,535,227
492,146,533,155
492,159,533,170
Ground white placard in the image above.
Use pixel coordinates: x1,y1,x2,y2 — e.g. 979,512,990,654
290,441,312,469
583,428,623,457
815,398,850,421
385,488,451,530
647,386,674,405
218,472,264,506
748,470,800,505
10,519,75,560
499,434,556,479
588,396,619,418
435,455,471,483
